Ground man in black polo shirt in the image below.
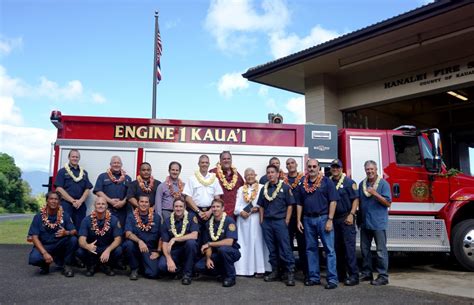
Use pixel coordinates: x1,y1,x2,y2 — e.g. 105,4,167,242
296,159,339,289
258,164,296,286
330,159,359,286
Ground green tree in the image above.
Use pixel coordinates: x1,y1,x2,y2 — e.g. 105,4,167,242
0,153,30,213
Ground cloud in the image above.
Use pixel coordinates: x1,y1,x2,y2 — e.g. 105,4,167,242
91,93,107,104
205,0,289,53
269,25,342,59
0,96,23,125
217,72,249,98
37,77,84,101
0,123,56,171
0,35,23,56
285,96,305,123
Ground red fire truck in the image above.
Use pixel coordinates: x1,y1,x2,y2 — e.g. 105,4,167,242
48,111,474,271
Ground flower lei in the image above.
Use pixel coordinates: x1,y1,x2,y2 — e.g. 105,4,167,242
283,172,304,189
194,170,216,186
209,212,227,241
330,173,346,190
91,210,111,236
303,173,323,193
107,168,126,184
133,207,154,231
41,206,64,229
362,175,381,197
243,183,259,203
64,163,84,182
166,176,184,199
263,180,283,201
216,162,239,191
170,210,189,237
137,175,155,193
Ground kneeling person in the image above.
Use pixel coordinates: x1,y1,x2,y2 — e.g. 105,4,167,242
195,199,241,287
123,195,161,280
158,198,199,285
77,197,123,276
28,191,78,277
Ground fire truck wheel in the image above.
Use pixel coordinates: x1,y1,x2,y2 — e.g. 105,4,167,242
452,219,474,271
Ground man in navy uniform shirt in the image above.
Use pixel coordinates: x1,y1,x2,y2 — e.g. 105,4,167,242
358,160,392,286
195,199,241,287
77,196,123,276
94,156,132,227
296,159,339,289
158,198,199,285
55,149,93,229
258,164,296,286
259,157,285,185
28,191,77,277
127,162,160,208
123,195,161,280
330,159,359,286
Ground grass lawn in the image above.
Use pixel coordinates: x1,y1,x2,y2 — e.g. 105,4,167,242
0,217,33,244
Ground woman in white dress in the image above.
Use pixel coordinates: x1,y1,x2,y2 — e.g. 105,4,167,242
234,168,271,276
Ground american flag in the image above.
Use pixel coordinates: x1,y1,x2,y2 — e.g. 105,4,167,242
156,20,162,83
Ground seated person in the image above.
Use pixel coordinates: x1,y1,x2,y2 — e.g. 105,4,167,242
158,198,199,285
28,191,77,277
194,199,241,287
123,195,161,280
77,197,122,276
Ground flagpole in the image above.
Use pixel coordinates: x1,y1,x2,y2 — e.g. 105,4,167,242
152,11,159,119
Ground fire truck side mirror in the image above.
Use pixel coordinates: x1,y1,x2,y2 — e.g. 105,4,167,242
426,131,442,173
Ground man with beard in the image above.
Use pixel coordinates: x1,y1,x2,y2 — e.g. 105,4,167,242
210,151,244,219
123,195,161,280
296,159,339,289
94,156,132,227
127,162,161,208
28,191,77,277
158,198,199,285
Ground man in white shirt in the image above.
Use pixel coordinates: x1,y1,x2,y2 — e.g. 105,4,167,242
183,154,223,245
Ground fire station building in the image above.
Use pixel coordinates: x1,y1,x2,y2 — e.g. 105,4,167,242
243,0,474,174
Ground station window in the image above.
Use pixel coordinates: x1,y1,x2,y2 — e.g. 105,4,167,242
393,135,422,166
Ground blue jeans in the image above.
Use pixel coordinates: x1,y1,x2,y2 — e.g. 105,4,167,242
304,215,338,284
360,228,388,279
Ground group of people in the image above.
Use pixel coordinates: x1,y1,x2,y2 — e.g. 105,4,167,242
28,149,392,288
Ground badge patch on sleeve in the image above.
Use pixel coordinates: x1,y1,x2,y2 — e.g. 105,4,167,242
352,183,358,191
229,223,236,232
193,216,198,224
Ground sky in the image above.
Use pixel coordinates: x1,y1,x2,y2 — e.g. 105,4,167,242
0,0,432,173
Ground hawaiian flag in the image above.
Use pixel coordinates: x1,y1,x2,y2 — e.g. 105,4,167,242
156,20,162,83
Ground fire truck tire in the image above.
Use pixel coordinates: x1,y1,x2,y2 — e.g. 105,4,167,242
452,219,474,271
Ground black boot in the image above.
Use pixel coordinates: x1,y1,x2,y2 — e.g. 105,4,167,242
286,271,295,286
264,271,280,282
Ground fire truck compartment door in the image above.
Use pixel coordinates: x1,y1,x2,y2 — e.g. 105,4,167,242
349,136,383,183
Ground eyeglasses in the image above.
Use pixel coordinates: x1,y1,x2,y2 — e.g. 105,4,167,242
307,165,319,169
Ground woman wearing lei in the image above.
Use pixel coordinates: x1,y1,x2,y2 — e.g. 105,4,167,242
158,198,199,285
195,198,241,288
234,168,270,277
123,195,161,280
28,191,77,277
55,149,93,229
77,197,123,277
127,162,161,209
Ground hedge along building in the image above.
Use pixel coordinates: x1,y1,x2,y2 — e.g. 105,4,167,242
243,0,474,175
